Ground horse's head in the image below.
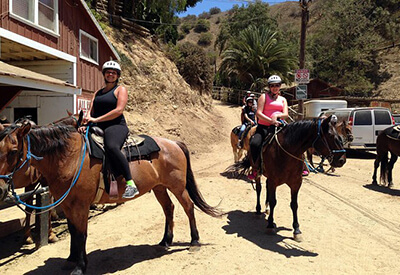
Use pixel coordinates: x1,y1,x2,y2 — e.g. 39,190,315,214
336,121,354,144
0,123,31,201
314,115,346,168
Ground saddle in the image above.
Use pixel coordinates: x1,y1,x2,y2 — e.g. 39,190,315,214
232,124,252,139
87,126,160,200
384,125,400,140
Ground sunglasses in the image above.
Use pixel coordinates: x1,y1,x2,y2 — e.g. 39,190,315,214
105,70,118,75
269,84,281,88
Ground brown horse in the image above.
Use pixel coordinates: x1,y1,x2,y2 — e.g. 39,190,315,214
0,121,220,274
230,125,256,162
372,126,400,187
306,120,353,172
229,116,346,241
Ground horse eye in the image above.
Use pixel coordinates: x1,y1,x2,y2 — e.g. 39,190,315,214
8,150,18,156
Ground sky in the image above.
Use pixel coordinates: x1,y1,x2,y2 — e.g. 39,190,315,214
179,0,293,17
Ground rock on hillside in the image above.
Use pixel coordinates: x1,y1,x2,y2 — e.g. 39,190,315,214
102,27,225,154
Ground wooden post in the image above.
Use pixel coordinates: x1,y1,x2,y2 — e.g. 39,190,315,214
35,191,50,249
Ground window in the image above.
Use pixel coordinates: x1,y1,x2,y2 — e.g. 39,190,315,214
374,110,391,125
10,0,58,34
354,110,372,125
79,30,99,64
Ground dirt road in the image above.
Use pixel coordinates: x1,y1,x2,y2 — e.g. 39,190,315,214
2,101,400,274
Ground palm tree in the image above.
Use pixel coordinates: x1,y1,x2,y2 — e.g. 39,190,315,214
219,25,296,89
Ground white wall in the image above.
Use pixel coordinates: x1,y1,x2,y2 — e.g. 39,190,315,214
0,91,73,124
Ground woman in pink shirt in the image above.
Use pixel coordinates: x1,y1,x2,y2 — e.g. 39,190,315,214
248,75,288,180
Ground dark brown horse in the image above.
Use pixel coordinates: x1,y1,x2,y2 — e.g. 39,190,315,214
0,121,219,275
372,126,400,187
306,120,353,172
229,116,346,241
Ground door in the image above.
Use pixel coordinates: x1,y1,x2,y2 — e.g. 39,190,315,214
351,110,373,146
373,109,393,144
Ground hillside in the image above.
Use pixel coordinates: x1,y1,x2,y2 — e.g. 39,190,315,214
179,0,400,100
100,26,226,154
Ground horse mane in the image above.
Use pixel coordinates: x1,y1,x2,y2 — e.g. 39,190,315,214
281,120,316,145
28,125,77,156
0,125,19,142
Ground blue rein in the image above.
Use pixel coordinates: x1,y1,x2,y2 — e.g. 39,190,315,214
0,126,89,210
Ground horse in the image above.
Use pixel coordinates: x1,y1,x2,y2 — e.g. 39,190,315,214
228,116,346,241
230,125,256,162
0,120,220,275
372,126,400,187
0,112,83,244
306,120,353,172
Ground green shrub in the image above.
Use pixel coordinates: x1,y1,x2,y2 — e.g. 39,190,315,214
194,19,210,33
180,22,193,34
198,11,211,19
198,32,213,46
209,7,221,15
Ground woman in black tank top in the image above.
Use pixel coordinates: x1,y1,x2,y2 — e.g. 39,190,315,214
81,61,139,199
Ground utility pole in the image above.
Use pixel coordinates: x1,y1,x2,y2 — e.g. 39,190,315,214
297,0,311,120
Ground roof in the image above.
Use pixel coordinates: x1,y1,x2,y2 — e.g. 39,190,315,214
80,0,120,61
0,61,81,95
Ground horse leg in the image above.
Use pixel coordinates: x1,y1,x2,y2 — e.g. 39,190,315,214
153,186,175,247
171,188,200,248
238,149,244,162
255,177,262,215
290,186,303,242
23,185,34,244
372,153,382,185
265,179,269,214
62,212,89,275
387,153,398,188
266,179,277,235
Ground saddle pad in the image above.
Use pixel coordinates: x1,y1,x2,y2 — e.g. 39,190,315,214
123,135,160,161
232,125,252,138
232,125,240,135
384,125,400,140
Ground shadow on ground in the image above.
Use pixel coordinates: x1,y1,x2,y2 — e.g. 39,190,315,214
222,210,318,258
363,183,400,197
24,244,186,274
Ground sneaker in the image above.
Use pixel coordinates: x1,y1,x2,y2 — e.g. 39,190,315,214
302,170,309,176
122,185,139,199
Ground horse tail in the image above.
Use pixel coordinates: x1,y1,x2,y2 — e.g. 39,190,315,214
225,155,252,177
175,141,222,217
380,150,389,184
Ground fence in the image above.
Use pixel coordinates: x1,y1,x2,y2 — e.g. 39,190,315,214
0,187,50,248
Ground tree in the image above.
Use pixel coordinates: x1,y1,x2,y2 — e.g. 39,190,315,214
219,25,296,91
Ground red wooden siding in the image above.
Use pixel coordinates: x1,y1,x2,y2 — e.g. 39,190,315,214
0,0,117,93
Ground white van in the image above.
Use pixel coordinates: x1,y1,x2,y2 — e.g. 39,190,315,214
322,107,395,150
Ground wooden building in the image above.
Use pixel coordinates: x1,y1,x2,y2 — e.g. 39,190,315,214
0,0,119,124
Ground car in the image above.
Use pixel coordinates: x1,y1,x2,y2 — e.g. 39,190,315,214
392,114,400,125
321,107,395,150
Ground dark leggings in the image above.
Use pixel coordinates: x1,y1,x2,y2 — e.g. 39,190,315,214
103,124,132,181
250,124,275,163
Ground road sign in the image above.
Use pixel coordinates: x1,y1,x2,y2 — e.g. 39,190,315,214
295,69,309,84
296,85,308,100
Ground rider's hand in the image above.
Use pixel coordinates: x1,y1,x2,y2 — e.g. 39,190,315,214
78,126,86,134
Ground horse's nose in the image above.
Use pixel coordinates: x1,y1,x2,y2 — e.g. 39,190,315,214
338,156,346,167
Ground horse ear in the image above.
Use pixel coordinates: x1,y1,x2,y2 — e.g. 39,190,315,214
17,123,31,139
67,110,73,116
78,111,84,126
321,115,333,132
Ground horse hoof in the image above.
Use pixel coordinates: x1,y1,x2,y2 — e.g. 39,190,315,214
294,233,303,242
48,233,59,243
266,227,276,235
388,182,394,188
71,267,84,275
61,260,76,270
372,180,378,186
24,236,34,245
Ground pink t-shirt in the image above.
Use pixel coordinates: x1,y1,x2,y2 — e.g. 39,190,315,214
258,94,285,126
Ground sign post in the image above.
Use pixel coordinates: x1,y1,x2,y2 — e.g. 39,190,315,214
295,69,310,120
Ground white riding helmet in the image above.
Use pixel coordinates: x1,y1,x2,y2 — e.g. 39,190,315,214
268,75,282,84
102,61,121,75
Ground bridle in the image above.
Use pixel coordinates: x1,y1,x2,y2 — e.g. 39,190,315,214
0,124,89,214
274,117,346,163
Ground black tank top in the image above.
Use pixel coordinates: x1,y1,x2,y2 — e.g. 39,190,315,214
92,85,126,129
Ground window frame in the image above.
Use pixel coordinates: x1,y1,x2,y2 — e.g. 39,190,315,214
79,29,99,65
9,0,59,37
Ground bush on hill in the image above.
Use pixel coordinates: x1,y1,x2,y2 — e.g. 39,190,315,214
209,7,221,15
198,32,213,46
194,19,211,33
